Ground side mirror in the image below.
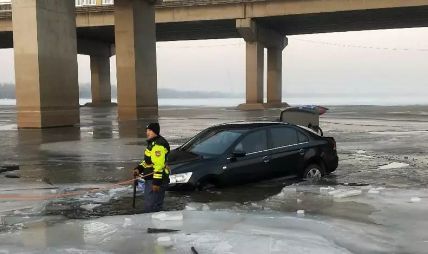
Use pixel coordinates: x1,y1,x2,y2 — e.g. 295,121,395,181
231,150,246,158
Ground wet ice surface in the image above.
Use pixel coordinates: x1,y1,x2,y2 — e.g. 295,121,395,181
0,186,427,254
1,105,428,253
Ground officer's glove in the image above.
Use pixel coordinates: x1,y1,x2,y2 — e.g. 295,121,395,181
133,168,140,178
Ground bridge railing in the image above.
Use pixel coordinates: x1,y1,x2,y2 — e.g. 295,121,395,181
0,0,269,13
0,4,10,12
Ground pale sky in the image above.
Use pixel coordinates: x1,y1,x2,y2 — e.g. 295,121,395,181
1,27,428,97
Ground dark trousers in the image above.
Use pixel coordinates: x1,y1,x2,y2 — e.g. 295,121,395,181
143,180,167,213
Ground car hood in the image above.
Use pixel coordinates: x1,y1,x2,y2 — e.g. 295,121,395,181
167,149,212,174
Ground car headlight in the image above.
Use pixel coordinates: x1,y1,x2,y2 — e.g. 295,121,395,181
169,172,193,184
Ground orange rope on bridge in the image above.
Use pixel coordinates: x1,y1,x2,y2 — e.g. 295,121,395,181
0,172,153,201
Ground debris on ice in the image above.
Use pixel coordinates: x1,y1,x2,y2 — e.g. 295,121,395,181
152,212,183,221
378,162,409,170
5,172,20,178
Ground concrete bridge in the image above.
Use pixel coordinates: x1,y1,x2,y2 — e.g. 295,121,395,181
1,0,428,128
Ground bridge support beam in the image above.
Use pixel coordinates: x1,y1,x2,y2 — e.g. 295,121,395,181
114,0,159,120
90,54,112,107
266,38,288,107
78,39,114,107
236,18,288,110
12,0,79,128
245,40,264,106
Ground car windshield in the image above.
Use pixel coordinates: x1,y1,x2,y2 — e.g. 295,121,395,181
182,129,246,157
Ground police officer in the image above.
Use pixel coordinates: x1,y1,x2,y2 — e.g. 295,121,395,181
134,123,170,213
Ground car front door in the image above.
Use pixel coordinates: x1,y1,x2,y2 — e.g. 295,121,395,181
268,126,309,177
221,129,270,185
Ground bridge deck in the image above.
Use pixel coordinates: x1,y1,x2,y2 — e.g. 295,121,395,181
1,0,428,49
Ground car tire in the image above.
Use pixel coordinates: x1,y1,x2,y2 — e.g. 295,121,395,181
302,164,325,180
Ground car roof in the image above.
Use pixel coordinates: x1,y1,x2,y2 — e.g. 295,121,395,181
208,121,288,131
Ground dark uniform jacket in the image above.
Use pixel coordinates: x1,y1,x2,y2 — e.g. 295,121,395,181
136,135,170,186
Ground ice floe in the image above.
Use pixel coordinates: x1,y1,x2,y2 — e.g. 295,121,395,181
410,197,421,203
378,162,409,170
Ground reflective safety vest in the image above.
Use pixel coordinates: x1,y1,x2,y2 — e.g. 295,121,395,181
139,135,170,186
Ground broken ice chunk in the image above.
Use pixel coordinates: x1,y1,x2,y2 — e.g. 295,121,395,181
152,212,183,221
297,210,305,216
123,218,132,228
330,189,362,199
320,186,335,194
157,236,173,247
368,189,380,194
80,203,101,211
410,197,421,203
202,204,210,211
185,205,197,211
378,162,409,170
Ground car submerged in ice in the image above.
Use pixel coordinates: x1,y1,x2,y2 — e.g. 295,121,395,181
167,122,338,190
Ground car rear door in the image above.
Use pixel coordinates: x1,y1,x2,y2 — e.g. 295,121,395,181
268,126,309,177
221,129,270,185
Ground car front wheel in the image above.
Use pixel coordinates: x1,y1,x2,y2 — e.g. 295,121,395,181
302,164,325,180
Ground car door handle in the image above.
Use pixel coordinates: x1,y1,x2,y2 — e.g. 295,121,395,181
299,149,305,156
263,156,270,163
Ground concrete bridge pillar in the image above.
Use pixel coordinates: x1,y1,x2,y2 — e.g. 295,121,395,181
266,38,288,107
245,40,265,106
114,0,159,120
77,40,114,107
90,55,112,106
237,19,264,110
12,0,79,128
236,18,288,110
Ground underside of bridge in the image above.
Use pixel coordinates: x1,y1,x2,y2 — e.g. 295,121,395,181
3,5,428,47
1,1,428,128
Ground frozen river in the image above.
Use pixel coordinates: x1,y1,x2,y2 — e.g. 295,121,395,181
1,105,428,253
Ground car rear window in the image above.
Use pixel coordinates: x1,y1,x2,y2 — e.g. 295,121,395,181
234,130,268,154
297,131,309,143
270,127,299,148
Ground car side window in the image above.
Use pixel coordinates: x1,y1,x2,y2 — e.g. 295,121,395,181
297,130,309,143
235,130,267,154
270,127,299,148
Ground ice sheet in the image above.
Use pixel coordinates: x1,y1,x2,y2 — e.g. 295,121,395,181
0,210,395,254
